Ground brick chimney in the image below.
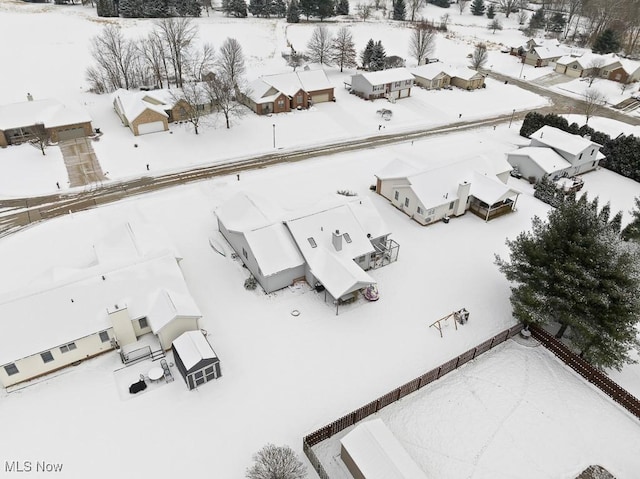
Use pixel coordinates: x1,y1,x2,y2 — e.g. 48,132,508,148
332,229,342,251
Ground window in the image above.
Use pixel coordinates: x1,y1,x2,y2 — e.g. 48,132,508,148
428,208,436,215
41,351,54,363
592,161,596,167
404,198,410,207
417,206,423,215
343,233,352,243
572,64,577,69
60,342,77,353
277,99,285,108
394,191,399,200
297,94,303,104
242,247,248,259
194,370,204,379
196,104,205,111
99,331,110,343
579,153,582,160
4,363,18,376
139,317,148,329
591,148,595,155
307,237,317,248
205,365,217,380
449,201,455,210
394,82,401,87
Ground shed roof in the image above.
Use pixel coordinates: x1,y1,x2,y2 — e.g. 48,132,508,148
0,99,91,130
354,67,414,86
173,330,217,371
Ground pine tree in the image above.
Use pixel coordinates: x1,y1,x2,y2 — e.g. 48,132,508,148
529,8,545,29
592,29,621,54
119,0,144,17
97,0,118,17
431,0,449,7
360,38,375,69
299,0,316,20
369,40,386,71
486,3,495,18
470,0,485,16
272,0,286,17
249,0,268,16
230,0,248,16
335,0,348,15
622,197,640,241
286,0,300,22
144,0,169,16
548,12,566,33
393,0,406,20
316,0,334,20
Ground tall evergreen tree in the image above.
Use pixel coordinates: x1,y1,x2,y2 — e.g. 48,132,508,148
118,0,143,17
272,0,287,17
360,38,375,69
316,0,334,20
470,0,485,16
393,0,406,20
97,0,118,17
622,197,640,242
496,194,640,370
369,40,386,71
592,29,621,54
286,0,300,22
548,12,566,33
430,0,450,7
335,0,349,15
529,8,545,29
249,0,268,16
230,0,248,16
144,0,169,17
486,3,495,18
299,0,316,20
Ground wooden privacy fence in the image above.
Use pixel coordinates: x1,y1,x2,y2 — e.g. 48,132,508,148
529,325,640,419
302,324,524,479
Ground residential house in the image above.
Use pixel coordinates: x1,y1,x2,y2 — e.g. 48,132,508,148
172,330,221,390
240,69,334,115
524,44,567,67
620,58,640,83
449,67,485,90
340,419,429,479
350,68,414,100
146,289,202,351
375,156,519,225
507,125,604,182
554,53,620,79
410,64,451,90
0,222,201,388
0,97,93,147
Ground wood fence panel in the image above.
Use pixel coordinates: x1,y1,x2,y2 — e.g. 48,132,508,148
456,347,477,368
438,358,458,377
399,378,421,399
354,400,378,422
475,338,493,356
418,368,440,389
377,389,400,410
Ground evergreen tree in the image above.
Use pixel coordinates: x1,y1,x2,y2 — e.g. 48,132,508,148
299,0,316,20
369,40,386,71
430,0,449,7
144,0,169,17
393,0,406,20
249,0,268,16
548,12,565,33
335,0,348,15
97,0,119,17
119,0,143,17
230,0,248,16
622,197,640,242
316,0,334,20
272,0,287,17
529,8,545,30
486,3,495,18
286,0,300,22
360,38,375,69
592,29,621,54
470,0,485,16
533,176,564,208
496,194,640,370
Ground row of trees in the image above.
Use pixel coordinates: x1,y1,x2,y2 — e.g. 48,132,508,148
222,0,348,21
97,0,202,17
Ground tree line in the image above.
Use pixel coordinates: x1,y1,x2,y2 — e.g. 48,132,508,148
97,0,202,17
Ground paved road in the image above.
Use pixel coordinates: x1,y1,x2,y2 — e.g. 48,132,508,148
1,71,638,238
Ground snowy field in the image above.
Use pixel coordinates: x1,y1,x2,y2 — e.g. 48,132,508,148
2,1,640,478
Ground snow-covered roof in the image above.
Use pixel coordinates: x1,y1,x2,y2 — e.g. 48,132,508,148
215,192,282,233
449,67,483,81
469,172,519,206
556,52,620,69
531,45,567,59
244,223,305,276
375,158,422,180
409,64,449,80
248,70,333,101
354,68,414,86
340,419,428,479
261,72,305,97
619,58,640,75
306,247,374,300
146,289,201,334
0,98,91,130
509,146,572,174
530,125,602,156
245,79,282,104
112,89,169,123
172,330,217,371
0,253,189,365
296,69,332,92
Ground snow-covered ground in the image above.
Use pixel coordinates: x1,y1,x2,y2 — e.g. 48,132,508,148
1,2,640,478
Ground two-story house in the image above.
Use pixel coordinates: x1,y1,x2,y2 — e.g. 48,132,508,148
350,68,414,100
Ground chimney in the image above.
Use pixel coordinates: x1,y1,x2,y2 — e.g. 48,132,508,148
332,229,342,251
454,182,471,217
27,93,33,102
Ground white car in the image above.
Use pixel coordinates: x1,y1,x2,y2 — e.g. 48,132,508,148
633,93,640,101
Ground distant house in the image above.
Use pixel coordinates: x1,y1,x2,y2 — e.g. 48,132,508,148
449,67,485,90
240,70,334,115
0,98,93,147
172,330,221,390
620,58,640,83
554,53,621,80
350,68,414,100
375,156,519,225
524,44,567,67
410,64,451,90
507,125,604,182
0,222,200,389
340,419,428,479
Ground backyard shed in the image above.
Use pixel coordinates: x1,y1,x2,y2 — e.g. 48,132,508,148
172,330,221,390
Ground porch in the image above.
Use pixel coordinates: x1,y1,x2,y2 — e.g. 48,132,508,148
469,197,517,222
371,238,400,269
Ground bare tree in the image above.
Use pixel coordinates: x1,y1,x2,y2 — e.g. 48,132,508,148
409,22,436,65
517,8,528,25
246,444,306,479
307,25,333,65
87,25,138,92
586,58,605,86
469,43,488,70
356,2,372,21
217,37,246,87
331,27,357,72
488,18,503,33
137,32,169,89
171,82,209,135
29,123,50,156
583,88,607,124
206,72,246,129
440,13,450,30
498,0,518,17
458,0,469,14
155,18,198,88
407,0,424,22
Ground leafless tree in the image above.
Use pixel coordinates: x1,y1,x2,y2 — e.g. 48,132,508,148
409,22,436,65
356,2,372,21
87,25,138,92
586,58,605,87
307,25,333,65
29,123,50,156
440,13,450,30
155,18,198,88
217,38,246,88
407,0,424,22
488,18,503,33
458,0,469,14
285,49,308,71
137,32,169,89
205,72,246,129
246,444,306,479
583,88,607,124
373,0,383,9
498,0,518,18
171,82,210,135
189,43,216,82
331,27,357,72
517,8,528,26
469,43,488,70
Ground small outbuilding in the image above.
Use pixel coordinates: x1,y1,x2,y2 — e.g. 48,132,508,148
172,330,221,390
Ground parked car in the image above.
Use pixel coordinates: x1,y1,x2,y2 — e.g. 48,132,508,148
510,167,523,179
632,93,640,101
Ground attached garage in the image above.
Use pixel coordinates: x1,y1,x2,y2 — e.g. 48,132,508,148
56,127,86,141
309,91,330,103
172,330,221,390
399,88,410,98
137,121,166,136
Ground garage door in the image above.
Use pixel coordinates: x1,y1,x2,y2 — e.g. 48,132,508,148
137,121,166,135
399,88,409,98
57,127,85,141
311,93,330,103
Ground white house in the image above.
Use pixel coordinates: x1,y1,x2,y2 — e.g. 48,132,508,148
507,125,604,182
340,419,428,479
375,157,519,225
350,68,414,100
524,44,567,68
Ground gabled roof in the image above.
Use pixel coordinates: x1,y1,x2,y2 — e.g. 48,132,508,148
248,70,333,101
112,89,169,123
173,330,217,371
244,223,305,276
245,79,283,104
0,99,91,130
531,45,567,59
530,125,602,156
448,67,484,81
556,52,620,69
509,146,572,174
215,192,282,233
620,58,640,75
146,289,201,333
469,172,520,206
354,67,414,86
409,64,449,80
296,69,333,92
375,158,422,180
